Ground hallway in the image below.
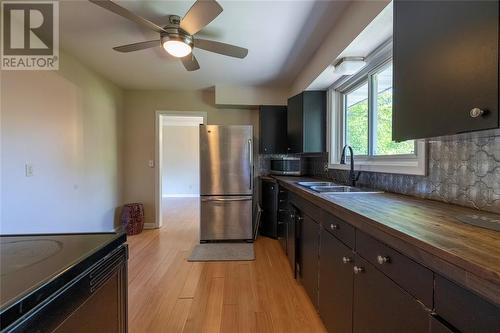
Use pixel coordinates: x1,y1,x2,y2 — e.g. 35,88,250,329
127,198,326,332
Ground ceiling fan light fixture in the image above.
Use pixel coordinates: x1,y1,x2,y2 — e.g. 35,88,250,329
162,35,193,58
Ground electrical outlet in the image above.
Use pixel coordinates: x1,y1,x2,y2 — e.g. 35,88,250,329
25,162,34,177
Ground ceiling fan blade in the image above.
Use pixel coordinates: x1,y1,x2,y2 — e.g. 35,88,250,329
88,0,166,33
180,0,223,35
194,38,248,59
181,54,200,71
113,40,160,52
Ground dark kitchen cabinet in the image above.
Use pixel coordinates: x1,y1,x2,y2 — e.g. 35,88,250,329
287,205,297,276
298,213,320,308
259,105,288,154
319,228,354,333
393,0,499,140
352,255,429,333
287,91,326,153
430,316,455,333
434,275,500,333
260,178,278,238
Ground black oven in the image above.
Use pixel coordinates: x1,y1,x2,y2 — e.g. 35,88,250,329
270,157,302,176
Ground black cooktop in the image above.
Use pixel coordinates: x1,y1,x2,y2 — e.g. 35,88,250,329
0,232,126,313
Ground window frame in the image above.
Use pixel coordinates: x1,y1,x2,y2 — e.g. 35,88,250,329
327,40,427,175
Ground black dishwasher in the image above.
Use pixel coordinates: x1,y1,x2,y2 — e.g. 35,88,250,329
0,233,128,333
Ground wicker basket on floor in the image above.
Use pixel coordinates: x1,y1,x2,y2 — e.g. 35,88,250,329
121,203,145,235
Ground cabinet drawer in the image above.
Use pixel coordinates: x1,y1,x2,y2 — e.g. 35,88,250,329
356,231,433,308
289,193,322,224
435,275,500,333
320,212,355,249
353,255,430,333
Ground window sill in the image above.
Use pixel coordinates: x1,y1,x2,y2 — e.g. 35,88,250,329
328,157,427,176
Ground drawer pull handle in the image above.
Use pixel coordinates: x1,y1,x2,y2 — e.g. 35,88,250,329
342,256,352,264
353,266,364,274
377,255,390,265
330,223,339,230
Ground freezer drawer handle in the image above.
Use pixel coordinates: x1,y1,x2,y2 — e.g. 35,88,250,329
201,197,252,202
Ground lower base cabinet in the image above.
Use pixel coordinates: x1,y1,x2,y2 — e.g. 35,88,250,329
298,214,320,309
434,275,500,333
319,228,354,333
429,316,454,333
353,255,429,333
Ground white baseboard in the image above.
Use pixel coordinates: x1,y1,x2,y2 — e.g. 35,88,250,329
143,223,158,229
162,194,199,198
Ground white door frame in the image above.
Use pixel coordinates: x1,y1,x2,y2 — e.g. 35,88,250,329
154,111,207,229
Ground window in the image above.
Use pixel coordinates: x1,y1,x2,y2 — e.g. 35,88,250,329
328,42,426,175
345,82,369,155
372,65,414,156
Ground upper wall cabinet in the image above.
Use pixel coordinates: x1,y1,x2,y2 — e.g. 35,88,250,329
287,91,326,153
259,105,288,154
393,0,499,141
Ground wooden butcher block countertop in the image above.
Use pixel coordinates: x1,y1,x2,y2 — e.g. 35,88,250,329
272,176,500,305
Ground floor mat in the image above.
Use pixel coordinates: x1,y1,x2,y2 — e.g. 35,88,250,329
187,243,255,262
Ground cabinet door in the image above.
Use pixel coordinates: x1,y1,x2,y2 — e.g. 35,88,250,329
287,93,303,153
303,91,326,153
319,229,353,333
393,0,499,140
259,105,287,154
286,209,296,275
429,316,454,333
353,256,429,333
298,214,320,308
260,180,278,238
434,275,500,333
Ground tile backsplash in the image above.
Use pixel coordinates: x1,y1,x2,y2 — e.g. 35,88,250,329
305,136,500,214
260,136,500,214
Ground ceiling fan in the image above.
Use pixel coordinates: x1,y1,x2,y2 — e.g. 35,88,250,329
88,0,248,71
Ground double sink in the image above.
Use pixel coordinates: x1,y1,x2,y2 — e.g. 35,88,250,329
297,181,382,196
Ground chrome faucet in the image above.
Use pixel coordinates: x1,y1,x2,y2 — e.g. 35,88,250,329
340,145,362,187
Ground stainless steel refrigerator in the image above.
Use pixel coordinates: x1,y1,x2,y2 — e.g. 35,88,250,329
199,125,253,242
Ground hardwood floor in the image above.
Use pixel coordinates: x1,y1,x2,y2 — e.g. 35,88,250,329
127,198,326,333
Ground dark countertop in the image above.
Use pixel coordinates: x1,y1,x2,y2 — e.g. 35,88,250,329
0,232,126,312
272,175,500,305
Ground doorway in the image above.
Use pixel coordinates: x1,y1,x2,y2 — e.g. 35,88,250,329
156,111,206,228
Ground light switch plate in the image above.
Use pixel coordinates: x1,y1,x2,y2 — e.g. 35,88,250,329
148,160,154,168
25,162,34,177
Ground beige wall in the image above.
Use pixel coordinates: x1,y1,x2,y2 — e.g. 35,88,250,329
122,90,259,225
162,125,200,196
1,51,124,233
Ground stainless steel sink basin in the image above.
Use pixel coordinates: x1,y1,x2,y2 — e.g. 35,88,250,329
310,185,362,193
297,181,382,194
323,188,383,195
297,181,340,187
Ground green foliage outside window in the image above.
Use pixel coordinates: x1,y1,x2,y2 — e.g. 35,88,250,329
375,89,414,155
345,88,414,156
345,98,368,155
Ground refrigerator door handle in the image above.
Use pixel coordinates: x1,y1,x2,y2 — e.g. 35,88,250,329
248,139,253,190
201,197,252,202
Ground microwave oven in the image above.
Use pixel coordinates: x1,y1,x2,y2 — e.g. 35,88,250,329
270,157,303,176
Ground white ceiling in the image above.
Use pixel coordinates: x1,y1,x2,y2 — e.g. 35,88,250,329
59,0,350,91
307,1,393,90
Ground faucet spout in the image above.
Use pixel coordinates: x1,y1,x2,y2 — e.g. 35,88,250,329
340,145,361,187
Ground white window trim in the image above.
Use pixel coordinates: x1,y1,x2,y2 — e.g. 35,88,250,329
327,40,427,176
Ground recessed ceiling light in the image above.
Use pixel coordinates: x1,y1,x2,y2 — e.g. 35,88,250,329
333,57,366,75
